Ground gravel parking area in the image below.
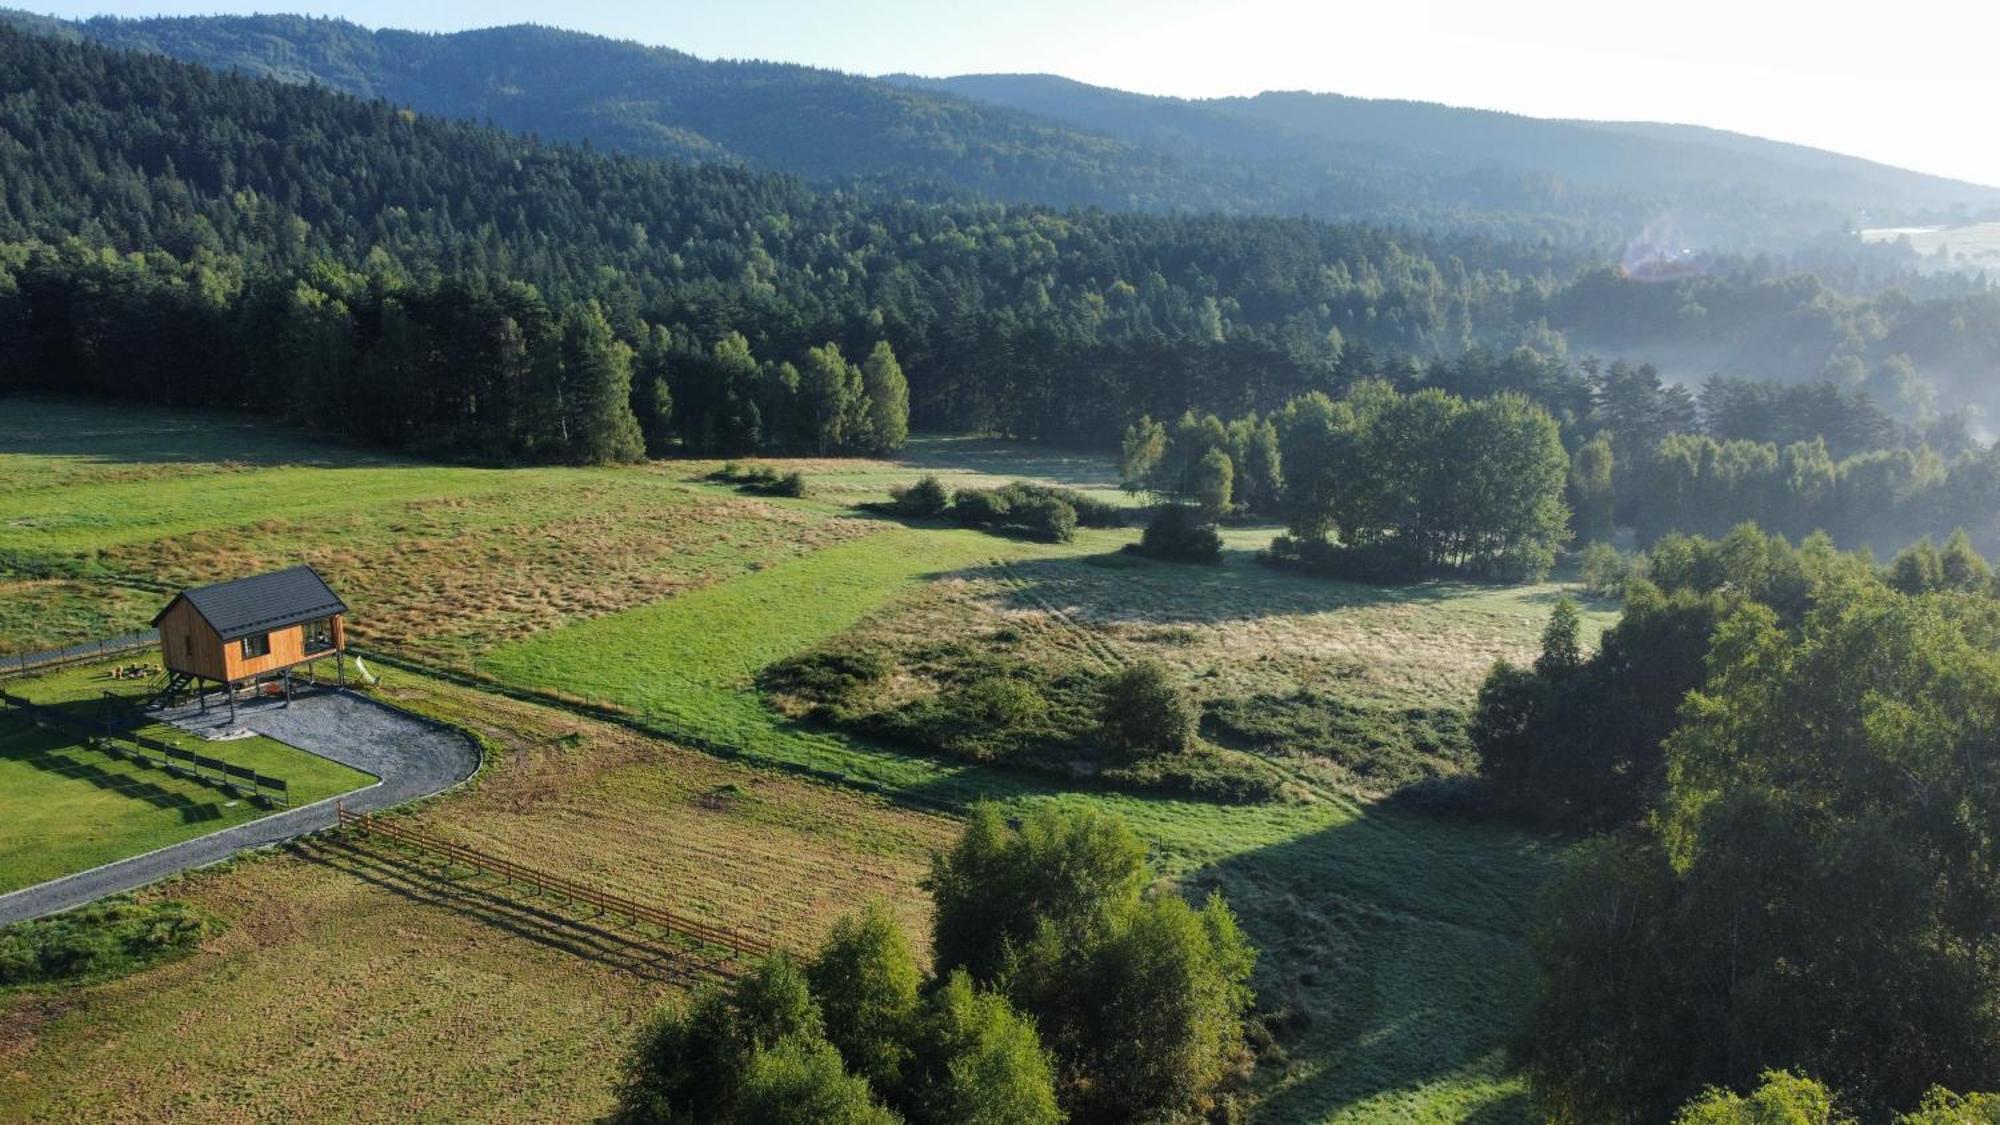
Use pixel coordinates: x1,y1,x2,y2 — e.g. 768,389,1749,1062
0,687,478,925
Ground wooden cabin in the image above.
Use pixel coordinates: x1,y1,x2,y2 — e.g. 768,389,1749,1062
152,566,349,712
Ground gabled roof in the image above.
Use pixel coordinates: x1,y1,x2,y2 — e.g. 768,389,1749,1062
151,565,347,641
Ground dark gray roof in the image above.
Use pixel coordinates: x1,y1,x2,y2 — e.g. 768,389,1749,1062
152,565,347,641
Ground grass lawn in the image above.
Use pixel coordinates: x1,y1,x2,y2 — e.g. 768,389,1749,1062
0,662,376,894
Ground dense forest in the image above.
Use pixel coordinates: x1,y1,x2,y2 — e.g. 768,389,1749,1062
12,11,2000,251
3,26,2000,556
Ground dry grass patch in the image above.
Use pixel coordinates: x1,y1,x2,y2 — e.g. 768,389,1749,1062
837,550,1602,712
0,579,158,656
98,478,877,668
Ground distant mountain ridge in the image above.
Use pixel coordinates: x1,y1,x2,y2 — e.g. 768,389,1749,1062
9,11,1996,250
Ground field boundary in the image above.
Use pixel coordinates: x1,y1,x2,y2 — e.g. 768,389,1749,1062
0,630,158,680
0,686,292,807
336,804,776,966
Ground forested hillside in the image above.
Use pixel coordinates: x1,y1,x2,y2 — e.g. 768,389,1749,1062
4,24,2000,555
898,72,2000,247
13,11,2000,250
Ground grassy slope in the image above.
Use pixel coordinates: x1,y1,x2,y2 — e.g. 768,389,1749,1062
479,526,1566,1120
0,662,375,893
0,400,1586,1121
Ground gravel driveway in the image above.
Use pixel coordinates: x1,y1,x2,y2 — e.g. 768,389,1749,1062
0,688,478,926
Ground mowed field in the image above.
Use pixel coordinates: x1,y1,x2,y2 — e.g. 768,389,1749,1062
0,662,374,893
0,397,1611,1123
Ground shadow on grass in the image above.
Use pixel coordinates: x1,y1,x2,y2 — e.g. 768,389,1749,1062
894,435,1124,492
9,747,227,823
929,552,1553,628
1184,806,1558,1124
0,396,403,470
292,836,726,987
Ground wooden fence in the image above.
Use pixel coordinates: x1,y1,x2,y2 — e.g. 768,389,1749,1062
335,804,774,962
0,688,290,807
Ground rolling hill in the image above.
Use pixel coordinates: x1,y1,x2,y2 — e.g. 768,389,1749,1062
10,11,1999,250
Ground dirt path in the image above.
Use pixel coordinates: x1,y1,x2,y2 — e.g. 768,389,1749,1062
0,689,478,926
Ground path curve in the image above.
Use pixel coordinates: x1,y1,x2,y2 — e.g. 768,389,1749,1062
0,689,479,926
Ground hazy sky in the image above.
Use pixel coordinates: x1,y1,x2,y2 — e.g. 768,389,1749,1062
33,0,2000,187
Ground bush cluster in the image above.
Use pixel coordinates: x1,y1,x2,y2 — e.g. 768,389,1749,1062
1260,534,1427,584
0,898,212,988
920,480,1122,544
1130,505,1223,564
761,642,1285,802
710,463,809,497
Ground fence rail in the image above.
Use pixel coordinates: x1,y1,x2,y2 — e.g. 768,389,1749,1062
336,805,774,961
0,631,159,680
0,687,289,807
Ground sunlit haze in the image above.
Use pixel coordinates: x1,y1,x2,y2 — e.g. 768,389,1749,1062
33,0,2000,187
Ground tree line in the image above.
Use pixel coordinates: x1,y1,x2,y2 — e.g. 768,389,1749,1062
7,23,2000,491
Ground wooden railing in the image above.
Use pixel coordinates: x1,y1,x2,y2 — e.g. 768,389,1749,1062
0,688,290,806
335,804,775,961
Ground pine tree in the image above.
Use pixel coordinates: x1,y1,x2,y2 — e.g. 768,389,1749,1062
560,301,644,464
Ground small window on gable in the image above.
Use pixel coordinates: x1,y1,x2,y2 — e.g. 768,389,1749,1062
241,633,271,660
184,635,193,657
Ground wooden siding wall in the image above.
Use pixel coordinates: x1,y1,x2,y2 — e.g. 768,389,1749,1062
225,624,309,681
158,599,227,683
157,604,345,684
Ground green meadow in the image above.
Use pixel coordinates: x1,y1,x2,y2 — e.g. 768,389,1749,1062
0,398,1587,1121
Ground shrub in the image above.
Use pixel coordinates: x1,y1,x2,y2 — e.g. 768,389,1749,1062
956,676,1046,731
1097,661,1198,756
0,898,212,988
1015,495,1077,543
759,649,892,716
1135,505,1223,564
889,474,952,518
950,487,1014,526
1579,541,1631,597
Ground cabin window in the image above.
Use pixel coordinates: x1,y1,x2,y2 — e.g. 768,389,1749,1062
303,617,336,654
183,635,193,657
240,632,272,660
